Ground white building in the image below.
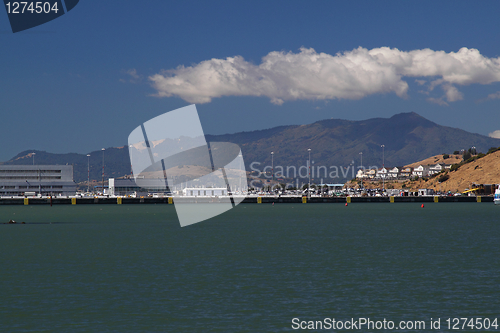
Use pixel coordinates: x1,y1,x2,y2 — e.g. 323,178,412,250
387,167,400,179
182,188,228,196
0,165,76,196
412,165,431,177
429,163,451,175
376,167,388,179
356,169,367,179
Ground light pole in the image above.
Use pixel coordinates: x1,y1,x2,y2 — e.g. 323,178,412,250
271,151,274,183
381,145,385,191
308,148,311,199
239,151,242,194
32,152,35,165
87,154,91,193
101,148,105,196
129,144,134,178
359,152,363,189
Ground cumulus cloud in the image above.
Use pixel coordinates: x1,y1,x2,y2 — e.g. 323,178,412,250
489,130,500,139
148,47,500,105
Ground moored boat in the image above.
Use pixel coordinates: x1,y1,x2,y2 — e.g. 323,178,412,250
494,188,500,205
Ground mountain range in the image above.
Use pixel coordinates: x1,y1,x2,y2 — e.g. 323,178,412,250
3,112,500,183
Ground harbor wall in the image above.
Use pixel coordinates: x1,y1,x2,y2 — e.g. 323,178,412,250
0,196,492,205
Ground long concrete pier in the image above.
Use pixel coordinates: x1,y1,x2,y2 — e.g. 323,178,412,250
0,195,492,205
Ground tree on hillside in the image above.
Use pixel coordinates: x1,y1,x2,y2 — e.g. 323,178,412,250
463,151,472,161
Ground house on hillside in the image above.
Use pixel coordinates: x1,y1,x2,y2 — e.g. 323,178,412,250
412,165,431,177
387,167,400,179
400,167,413,178
356,169,367,179
365,169,377,179
376,167,388,179
429,163,452,175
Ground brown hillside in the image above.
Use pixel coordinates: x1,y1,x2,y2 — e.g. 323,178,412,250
351,151,500,193
406,150,500,193
404,154,462,168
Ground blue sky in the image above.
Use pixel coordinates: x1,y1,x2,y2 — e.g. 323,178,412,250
2,0,500,161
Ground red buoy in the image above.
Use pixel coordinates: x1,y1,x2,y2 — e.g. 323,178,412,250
345,203,348,206
421,203,424,208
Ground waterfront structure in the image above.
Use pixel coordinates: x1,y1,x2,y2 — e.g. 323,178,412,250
108,178,169,197
418,188,435,196
321,183,344,195
182,188,228,196
108,178,231,197
0,165,76,196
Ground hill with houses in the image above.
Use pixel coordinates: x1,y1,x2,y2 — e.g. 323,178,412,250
351,148,500,193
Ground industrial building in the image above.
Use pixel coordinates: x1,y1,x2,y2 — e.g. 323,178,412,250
182,188,228,196
108,178,169,197
107,178,229,197
0,165,76,196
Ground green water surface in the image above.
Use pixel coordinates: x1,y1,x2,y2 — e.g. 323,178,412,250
1,203,499,332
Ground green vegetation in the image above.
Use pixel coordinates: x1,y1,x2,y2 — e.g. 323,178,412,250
450,146,498,172
438,174,449,182
442,153,449,159
487,146,500,154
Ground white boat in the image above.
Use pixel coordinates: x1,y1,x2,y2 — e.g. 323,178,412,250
494,188,500,205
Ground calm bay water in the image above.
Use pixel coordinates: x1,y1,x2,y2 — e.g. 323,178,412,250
1,203,499,332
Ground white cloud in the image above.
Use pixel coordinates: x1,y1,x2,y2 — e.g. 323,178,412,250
148,47,500,104
443,84,464,102
489,130,500,139
487,91,500,100
427,97,448,106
